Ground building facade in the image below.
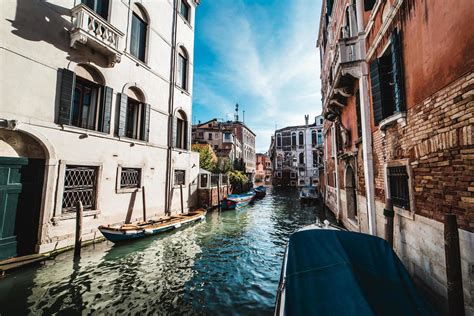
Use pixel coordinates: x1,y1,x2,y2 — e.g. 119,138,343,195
318,0,473,312
0,0,200,259
192,119,256,174
273,115,324,187
255,153,272,183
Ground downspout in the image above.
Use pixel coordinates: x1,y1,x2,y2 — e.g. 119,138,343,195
165,0,178,216
356,0,377,235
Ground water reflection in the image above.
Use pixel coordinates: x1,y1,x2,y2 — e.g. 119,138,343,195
0,187,331,315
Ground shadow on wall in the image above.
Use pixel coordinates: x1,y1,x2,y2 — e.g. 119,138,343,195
6,0,109,67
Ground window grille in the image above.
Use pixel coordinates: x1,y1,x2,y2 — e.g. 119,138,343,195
62,165,97,212
120,168,141,189
388,166,410,210
175,170,185,185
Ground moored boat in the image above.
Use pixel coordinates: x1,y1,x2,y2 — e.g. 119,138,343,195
254,185,267,198
275,224,435,316
298,186,318,204
98,209,206,243
220,191,256,210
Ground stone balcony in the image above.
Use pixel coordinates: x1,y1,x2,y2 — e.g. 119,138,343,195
70,4,124,67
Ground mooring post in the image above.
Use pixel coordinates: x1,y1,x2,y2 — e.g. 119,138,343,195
444,213,465,316
180,184,184,214
74,201,83,258
384,198,394,247
217,175,221,211
142,186,147,222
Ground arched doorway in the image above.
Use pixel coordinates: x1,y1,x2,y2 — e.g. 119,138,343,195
0,129,46,259
345,165,357,220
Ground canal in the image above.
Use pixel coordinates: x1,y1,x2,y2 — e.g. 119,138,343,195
0,187,333,315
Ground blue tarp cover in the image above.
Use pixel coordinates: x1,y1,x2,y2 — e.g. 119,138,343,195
284,230,436,316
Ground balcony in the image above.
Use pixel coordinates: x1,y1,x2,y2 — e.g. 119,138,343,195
70,4,124,67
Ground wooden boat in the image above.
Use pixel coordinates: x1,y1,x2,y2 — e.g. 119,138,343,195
98,209,206,243
254,185,267,198
299,186,318,204
220,191,256,210
275,224,435,316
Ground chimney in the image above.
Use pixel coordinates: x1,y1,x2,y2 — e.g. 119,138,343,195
305,115,309,127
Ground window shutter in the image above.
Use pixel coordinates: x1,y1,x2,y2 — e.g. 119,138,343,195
100,86,113,134
172,116,178,147
58,68,76,125
117,93,128,137
183,120,189,150
369,59,384,125
390,29,406,112
141,103,151,142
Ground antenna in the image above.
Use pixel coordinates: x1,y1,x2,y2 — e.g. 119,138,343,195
243,110,245,123
234,103,239,122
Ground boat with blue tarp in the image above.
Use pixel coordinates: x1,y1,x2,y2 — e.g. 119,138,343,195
254,185,267,198
220,191,256,210
275,226,436,316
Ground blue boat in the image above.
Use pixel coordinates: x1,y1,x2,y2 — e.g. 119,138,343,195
275,227,436,316
254,185,267,198
98,209,206,243
220,191,256,210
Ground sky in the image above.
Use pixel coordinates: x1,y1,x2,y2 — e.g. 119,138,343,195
192,0,323,153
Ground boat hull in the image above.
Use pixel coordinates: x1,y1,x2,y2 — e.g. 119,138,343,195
98,211,206,243
254,186,267,198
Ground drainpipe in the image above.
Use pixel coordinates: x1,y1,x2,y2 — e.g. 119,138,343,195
165,0,178,215
356,0,377,235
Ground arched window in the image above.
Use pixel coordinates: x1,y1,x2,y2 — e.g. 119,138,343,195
276,133,282,148
299,152,304,164
130,4,148,62
298,131,304,147
175,110,189,150
177,46,189,90
58,65,112,133
291,132,296,148
311,130,317,146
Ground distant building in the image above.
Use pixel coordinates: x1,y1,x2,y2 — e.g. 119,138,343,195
256,153,272,183
272,115,324,187
192,118,256,174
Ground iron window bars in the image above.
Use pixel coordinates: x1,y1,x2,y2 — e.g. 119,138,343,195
62,165,97,212
120,168,141,189
388,166,410,210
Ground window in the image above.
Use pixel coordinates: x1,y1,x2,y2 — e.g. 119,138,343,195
82,0,109,20
276,171,282,178
208,133,213,140
291,132,297,148
62,165,97,212
370,29,405,125
130,4,148,62
174,170,186,185
116,87,150,141
126,97,142,139
313,152,318,167
311,130,317,146
175,111,188,150
177,47,188,90
120,168,141,189
58,66,112,133
364,0,376,11
388,166,410,210
199,174,209,188
317,131,323,145
224,133,231,141
299,152,304,164
180,0,191,22
299,131,304,147
276,133,282,148
290,172,296,179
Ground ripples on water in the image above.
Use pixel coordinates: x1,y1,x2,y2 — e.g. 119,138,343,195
0,187,332,315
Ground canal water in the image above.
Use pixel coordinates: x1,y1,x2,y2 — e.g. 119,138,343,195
0,187,333,315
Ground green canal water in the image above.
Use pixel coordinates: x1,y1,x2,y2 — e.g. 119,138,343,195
0,187,333,315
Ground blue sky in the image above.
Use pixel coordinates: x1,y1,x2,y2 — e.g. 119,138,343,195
192,0,323,153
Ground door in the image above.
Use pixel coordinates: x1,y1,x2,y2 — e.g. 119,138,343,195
0,157,27,260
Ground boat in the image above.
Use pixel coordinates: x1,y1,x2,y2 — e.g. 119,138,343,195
254,185,267,198
220,191,256,210
275,224,436,316
98,209,206,243
299,186,318,204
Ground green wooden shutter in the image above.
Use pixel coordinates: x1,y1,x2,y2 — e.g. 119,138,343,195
390,29,406,112
369,59,384,125
100,86,113,134
58,68,76,125
117,93,128,137
172,116,178,147
141,103,151,142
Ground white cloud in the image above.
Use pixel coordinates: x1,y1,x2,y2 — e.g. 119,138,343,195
193,0,322,152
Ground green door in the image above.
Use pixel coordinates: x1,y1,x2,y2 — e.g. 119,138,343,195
0,157,28,260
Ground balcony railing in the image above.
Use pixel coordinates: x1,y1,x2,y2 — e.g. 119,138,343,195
70,4,124,66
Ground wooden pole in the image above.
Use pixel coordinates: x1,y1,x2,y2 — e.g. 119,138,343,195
444,213,465,316
74,201,83,258
383,198,394,248
142,186,147,222
180,184,184,214
217,175,221,211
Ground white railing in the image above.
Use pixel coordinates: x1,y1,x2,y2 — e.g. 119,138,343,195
70,4,124,64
